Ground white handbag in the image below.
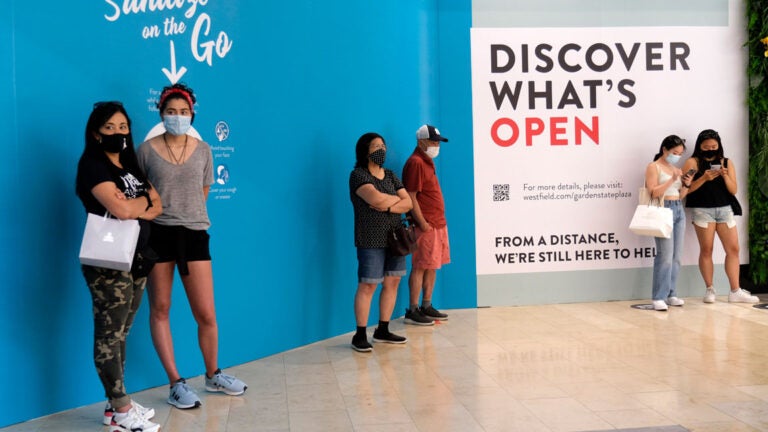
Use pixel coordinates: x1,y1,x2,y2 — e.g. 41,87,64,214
629,200,673,238
79,213,140,271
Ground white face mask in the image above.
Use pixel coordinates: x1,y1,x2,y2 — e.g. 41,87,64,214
425,146,440,159
665,154,681,165
163,115,192,136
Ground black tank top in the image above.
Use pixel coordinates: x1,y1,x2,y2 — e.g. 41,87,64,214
685,158,731,208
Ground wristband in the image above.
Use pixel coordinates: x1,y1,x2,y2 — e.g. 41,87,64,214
141,192,153,210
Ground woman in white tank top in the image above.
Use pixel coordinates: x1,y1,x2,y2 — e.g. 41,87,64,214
644,135,693,311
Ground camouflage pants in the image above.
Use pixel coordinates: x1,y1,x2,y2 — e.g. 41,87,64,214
82,265,147,410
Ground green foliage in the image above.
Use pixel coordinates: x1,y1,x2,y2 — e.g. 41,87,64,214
746,0,768,284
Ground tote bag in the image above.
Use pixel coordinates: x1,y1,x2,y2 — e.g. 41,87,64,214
79,213,141,271
629,203,673,238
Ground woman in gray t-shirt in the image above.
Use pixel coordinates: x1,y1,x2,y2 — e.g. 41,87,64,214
137,83,247,410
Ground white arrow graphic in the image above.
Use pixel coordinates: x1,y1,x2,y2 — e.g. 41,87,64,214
161,40,187,84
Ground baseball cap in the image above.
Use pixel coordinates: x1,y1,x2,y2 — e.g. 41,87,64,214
416,124,448,142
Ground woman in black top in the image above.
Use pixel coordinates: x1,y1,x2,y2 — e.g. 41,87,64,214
75,102,163,432
348,132,413,352
682,129,757,304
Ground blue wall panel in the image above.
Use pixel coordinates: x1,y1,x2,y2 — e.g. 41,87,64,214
435,0,477,310
0,0,475,427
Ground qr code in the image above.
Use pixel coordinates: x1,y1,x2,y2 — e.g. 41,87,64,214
493,184,509,201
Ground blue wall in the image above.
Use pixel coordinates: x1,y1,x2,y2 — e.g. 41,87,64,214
0,0,475,427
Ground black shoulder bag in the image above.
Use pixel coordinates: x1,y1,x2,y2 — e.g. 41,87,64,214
724,159,742,216
387,216,417,256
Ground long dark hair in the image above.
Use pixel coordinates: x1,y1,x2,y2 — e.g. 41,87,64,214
691,129,724,171
652,135,686,161
76,101,147,197
354,132,384,169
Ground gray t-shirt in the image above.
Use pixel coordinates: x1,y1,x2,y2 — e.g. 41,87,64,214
137,139,214,230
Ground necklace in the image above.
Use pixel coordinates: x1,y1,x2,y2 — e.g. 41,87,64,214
163,134,188,165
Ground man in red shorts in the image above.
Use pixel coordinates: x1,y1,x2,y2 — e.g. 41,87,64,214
402,124,450,326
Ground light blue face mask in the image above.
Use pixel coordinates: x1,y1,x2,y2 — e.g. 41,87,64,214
665,154,682,165
163,115,192,136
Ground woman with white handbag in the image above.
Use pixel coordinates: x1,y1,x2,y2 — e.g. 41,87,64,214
644,135,693,311
75,101,163,432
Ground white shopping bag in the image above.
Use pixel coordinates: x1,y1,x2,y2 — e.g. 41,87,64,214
628,204,673,238
78,213,140,271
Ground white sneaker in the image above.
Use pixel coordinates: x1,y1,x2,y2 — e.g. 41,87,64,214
110,406,160,432
667,296,685,307
652,300,668,311
728,288,759,304
103,401,155,426
703,287,716,303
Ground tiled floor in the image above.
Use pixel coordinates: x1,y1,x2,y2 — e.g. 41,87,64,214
4,296,768,431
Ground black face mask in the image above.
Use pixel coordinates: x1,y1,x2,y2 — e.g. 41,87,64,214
101,133,127,153
369,149,386,166
700,149,718,159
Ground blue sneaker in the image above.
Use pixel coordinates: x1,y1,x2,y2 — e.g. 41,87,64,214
205,369,247,396
168,378,202,409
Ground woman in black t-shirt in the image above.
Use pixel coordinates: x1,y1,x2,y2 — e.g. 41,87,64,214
75,102,163,432
682,129,757,304
348,132,412,352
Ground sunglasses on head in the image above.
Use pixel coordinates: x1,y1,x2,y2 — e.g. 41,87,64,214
92,101,123,109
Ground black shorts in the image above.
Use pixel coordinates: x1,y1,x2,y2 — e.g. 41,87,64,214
149,222,211,275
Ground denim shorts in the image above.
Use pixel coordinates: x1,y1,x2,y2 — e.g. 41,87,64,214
690,205,736,229
356,248,406,284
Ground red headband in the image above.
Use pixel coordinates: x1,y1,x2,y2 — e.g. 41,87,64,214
158,88,194,113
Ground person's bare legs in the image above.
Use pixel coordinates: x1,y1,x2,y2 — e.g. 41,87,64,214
408,268,425,306
379,276,400,320
715,224,741,291
181,260,218,377
420,269,436,305
354,282,377,327
405,267,438,323
148,262,181,384
694,223,717,288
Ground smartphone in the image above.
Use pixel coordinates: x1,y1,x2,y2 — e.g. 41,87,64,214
709,164,721,171
685,168,697,176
